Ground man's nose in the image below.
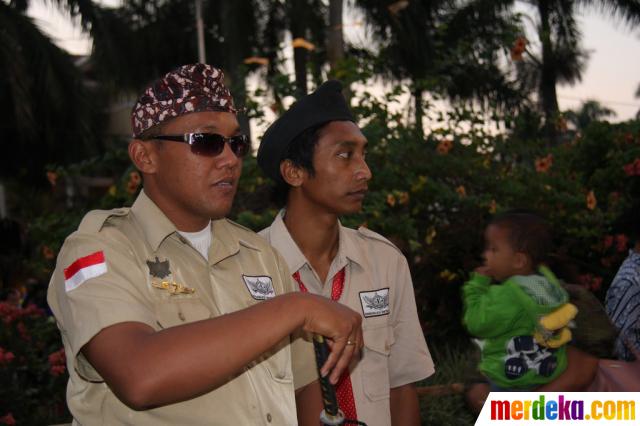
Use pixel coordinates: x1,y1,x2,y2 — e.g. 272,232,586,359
356,158,372,181
215,142,240,170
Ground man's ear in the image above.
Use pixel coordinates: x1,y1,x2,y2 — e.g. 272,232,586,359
128,139,158,174
279,160,305,187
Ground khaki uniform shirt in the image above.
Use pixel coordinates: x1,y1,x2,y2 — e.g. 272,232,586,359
47,191,316,425
260,211,435,426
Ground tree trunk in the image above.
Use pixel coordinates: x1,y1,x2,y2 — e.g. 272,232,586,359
327,0,344,73
290,1,308,98
218,0,251,139
413,86,424,138
538,0,559,144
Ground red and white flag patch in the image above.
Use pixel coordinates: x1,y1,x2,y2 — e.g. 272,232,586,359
64,251,107,292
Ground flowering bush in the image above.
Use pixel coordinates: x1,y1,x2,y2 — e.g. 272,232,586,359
234,82,640,345
0,302,69,423
2,77,639,421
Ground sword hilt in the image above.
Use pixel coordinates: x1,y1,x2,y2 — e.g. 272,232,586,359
312,334,345,425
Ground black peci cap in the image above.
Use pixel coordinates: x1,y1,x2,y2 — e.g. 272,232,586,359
257,80,354,183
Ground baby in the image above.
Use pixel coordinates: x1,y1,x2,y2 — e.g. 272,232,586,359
463,210,577,391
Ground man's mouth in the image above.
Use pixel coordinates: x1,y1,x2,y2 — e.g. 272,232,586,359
213,177,235,188
347,188,368,199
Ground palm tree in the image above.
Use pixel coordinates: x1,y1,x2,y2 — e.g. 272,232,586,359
255,0,327,99
354,0,524,136
563,100,616,131
0,0,105,184
328,0,345,74
84,0,329,130
635,82,640,119
515,0,640,141
564,99,615,130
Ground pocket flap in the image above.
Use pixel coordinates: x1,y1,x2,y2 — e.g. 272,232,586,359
363,324,394,356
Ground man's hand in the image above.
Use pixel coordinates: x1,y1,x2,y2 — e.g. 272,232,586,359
474,265,492,278
299,293,363,384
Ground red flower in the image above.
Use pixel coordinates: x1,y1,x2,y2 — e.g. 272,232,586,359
0,348,15,365
616,234,629,253
126,171,142,194
535,154,553,173
603,235,613,250
0,303,18,324
49,348,67,377
623,158,640,176
386,193,396,207
22,303,45,317
510,36,527,61
42,245,55,260
0,302,44,324
0,413,16,425
17,322,30,341
577,273,603,292
48,348,66,367
625,132,634,144
50,365,66,377
586,190,597,210
436,139,453,155
46,171,58,187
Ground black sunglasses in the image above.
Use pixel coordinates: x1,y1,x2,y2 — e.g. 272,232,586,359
148,133,250,157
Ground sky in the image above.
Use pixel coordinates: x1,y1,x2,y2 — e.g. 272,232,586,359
28,1,640,122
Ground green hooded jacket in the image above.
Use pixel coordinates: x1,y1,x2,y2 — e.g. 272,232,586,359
463,267,569,388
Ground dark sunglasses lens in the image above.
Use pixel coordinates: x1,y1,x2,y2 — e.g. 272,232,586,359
229,136,250,157
190,133,226,156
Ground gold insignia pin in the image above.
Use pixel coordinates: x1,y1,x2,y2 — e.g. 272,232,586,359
152,280,196,295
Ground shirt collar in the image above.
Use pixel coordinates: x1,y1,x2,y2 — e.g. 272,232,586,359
209,219,241,265
130,190,257,263
268,209,309,273
268,209,365,275
130,190,178,252
338,223,367,268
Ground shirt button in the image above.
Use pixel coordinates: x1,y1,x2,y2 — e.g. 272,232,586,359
266,413,272,423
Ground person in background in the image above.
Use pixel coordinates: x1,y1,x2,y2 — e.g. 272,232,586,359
606,202,640,361
463,210,577,391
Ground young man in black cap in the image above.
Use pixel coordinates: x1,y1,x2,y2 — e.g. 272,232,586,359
47,65,363,424
258,81,434,426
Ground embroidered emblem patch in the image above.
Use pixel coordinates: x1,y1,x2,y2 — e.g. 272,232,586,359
147,257,171,278
359,288,390,317
242,275,275,300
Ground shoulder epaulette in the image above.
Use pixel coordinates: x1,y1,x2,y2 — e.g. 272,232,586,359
356,226,403,255
77,208,130,233
224,218,255,234
224,218,263,250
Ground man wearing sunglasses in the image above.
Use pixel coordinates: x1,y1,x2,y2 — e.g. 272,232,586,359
47,64,363,425
257,81,434,426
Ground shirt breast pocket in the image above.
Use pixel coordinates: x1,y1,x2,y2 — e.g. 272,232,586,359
262,340,293,384
155,299,211,329
362,323,394,401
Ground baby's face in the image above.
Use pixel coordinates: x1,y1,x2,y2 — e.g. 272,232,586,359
482,224,521,281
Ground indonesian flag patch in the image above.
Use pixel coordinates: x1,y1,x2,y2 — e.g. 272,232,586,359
64,251,107,292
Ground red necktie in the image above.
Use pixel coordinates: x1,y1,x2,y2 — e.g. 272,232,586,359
292,268,358,421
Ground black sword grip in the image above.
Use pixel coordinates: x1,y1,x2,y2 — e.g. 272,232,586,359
312,334,344,425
